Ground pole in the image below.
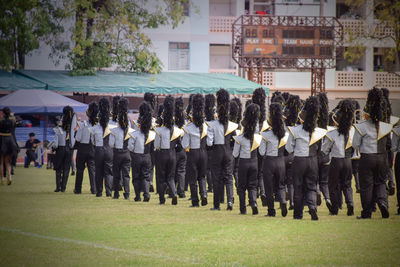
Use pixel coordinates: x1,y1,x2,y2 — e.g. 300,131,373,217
320,0,324,16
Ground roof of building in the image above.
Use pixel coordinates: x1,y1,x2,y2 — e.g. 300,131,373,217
0,70,46,91
12,70,269,95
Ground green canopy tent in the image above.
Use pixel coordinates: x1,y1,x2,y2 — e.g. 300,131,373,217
0,70,46,92
13,70,269,96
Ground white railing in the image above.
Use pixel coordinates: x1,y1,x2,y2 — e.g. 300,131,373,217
374,72,400,89
339,19,365,38
209,68,238,75
210,16,236,33
335,71,366,88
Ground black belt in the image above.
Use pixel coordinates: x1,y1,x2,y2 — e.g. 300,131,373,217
114,148,128,152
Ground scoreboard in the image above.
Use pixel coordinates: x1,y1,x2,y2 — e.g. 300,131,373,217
243,25,335,59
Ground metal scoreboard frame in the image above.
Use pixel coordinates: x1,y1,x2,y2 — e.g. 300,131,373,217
232,15,344,95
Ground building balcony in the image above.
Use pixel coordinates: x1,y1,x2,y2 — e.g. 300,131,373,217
210,16,236,33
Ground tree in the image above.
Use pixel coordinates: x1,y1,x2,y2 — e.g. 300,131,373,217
344,0,400,76
59,0,189,75
0,0,64,70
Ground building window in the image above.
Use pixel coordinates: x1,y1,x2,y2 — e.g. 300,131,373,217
169,42,190,70
183,1,190,16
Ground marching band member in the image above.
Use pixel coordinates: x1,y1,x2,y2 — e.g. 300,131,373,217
154,96,181,205
182,94,208,207
204,94,216,193
233,103,261,215
229,98,242,195
109,98,132,200
207,89,237,211
174,97,187,198
353,88,391,219
0,107,18,185
286,96,326,220
53,106,76,192
143,92,156,193
128,101,155,202
382,88,395,195
90,98,113,197
322,99,355,216
392,116,400,215
259,102,288,217
351,99,361,193
316,93,333,212
74,102,97,195
283,94,301,210
251,88,268,206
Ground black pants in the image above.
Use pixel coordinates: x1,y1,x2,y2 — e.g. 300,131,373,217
394,154,400,210
263,156,286,210
47,153,55,169
113,150,131,195
233,157,239,193
175,149,187,196
359,153,388,217
94,146,113,196
75,144,96,194
25,150,36,167
238,158,258,213
210,145,233,208
206,150,213,192
328,157,353,214
54,146,72,191
157,149,177,202
318,153,330,200
285,153,294,206
352,159,360,191
257,154,265,197
131,152,151,199
187,149,207,206
292,156,318,218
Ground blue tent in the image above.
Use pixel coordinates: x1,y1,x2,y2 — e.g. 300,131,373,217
0,89,87,114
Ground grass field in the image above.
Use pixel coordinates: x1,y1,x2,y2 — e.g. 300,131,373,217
0,167,399,266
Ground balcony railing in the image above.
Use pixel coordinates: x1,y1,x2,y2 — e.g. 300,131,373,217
210,16,236,33
335,71,366,89
374,72,400,89
339,19,365,38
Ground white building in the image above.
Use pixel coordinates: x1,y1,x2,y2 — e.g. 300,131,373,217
24,0,400,98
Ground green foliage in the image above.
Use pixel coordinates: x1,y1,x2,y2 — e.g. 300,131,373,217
345,0,400,72
0,0,65,70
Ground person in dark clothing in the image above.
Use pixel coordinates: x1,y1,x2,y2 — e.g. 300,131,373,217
24,132,41,168
233,103,260,215
229,98,242,196
128,101,155,202
252,88,268,207
204,94,216,193
53,106,76,192
207,89,237,211
154,96,180,205
144,92,156,193
353,88,391,219
322,99,355,216
182,94,208,207
174,97,187,198
0,107,18,185
90,98,113,197
351,99,361,193
260,102,288,217
392,121,400,215
286,96,325,220
110,98,132,200
74,102,98,194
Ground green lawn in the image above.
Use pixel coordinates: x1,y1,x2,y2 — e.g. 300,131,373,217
0,167,399,266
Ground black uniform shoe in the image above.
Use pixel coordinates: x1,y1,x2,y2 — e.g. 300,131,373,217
179,194,186,199
73,189,81,194
293,216,303,220
172,196,178,205
143,196,150,202
61,188,66,192
159,199,166,205
210,207,221,211
281,203,288,217
96,193,102,197
261,194,268,207
113,192,120,199
266,208,276,217
309,208,318,221
347,206,354,216
149,185,154,192
123,193,129,200
356,215,371,219
106,193,112,197
240,210,246,215
252,205,258,215
326,199,334,213
289,204,294,210
388,184,395,196
378,203,389,218
356,189,360,193
227,202,233,210
134,197,141,202
201,197,208,206
317,193,322,206
190,205,199,208
71,171,75,176
54,188,61,192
